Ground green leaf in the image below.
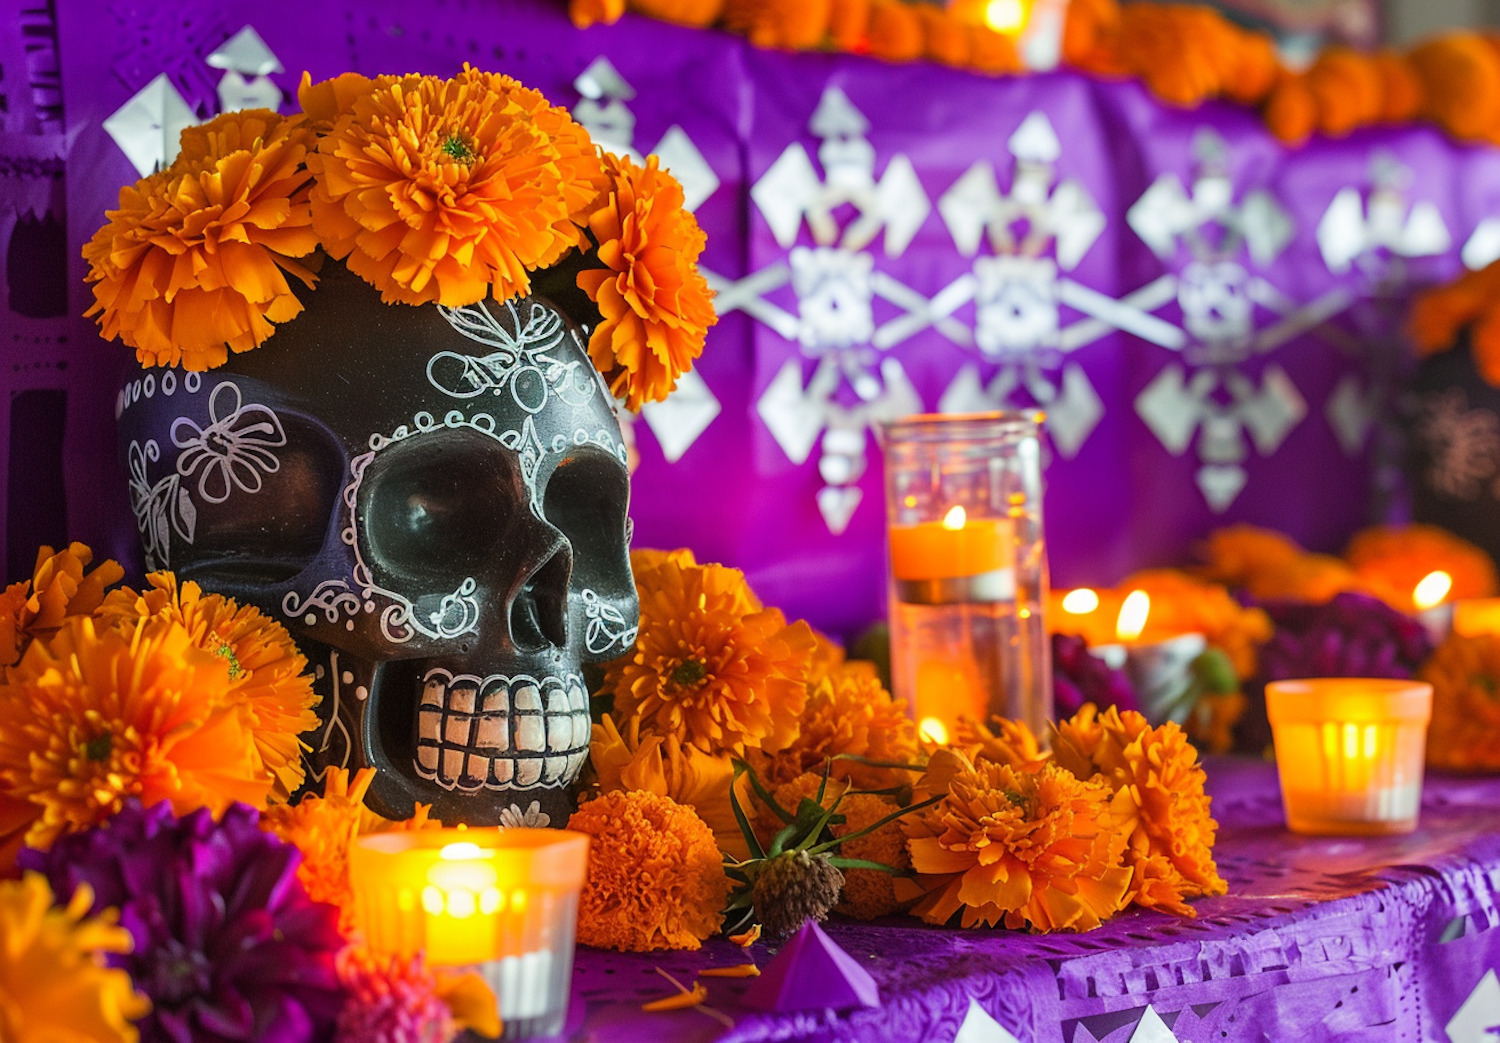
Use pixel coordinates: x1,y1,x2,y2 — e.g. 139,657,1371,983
806,794,942,856
830,753,928,772
768,822,799,858
740,758,795,825
826,857,909,875
730,761,767,861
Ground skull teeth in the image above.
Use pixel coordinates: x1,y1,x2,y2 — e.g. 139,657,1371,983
415,670,589,793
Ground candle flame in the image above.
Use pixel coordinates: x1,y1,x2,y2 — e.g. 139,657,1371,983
941,505,967,531
439,841,484,861
918,717,950,745
1062,588,1099,614
984,0,1029,33
1116,590,1150,642
1413,570,1452,611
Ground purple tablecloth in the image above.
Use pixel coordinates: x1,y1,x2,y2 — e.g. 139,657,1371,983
565,760,1500,1042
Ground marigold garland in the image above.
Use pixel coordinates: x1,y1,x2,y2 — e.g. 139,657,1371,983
1346,524,1499,610
83,109,319,371
900,748,1131,931
569,790,730,952
603,557,815,756
578,152,717,410
97,572,318,800
1419,633,1500,774
0,616,271,852
0,874,150,1043
1408,260,1500,389
1051,704,1227,916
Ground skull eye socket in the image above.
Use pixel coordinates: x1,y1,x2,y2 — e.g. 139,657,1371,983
362,432,522,585
542,446,630,595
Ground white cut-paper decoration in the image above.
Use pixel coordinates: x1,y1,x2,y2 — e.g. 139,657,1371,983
1326,373,1379,456
952,998,1022,1043
653,125,720,212
104,73,197,176
1446,969,1500,1043
207,25,282,75
1317,184,1451,274
216,70,281,114
1129,1007,1182,1043
1464,217,1500,271
640,369,721,464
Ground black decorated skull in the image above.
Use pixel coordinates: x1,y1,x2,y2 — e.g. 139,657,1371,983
114,260,640,827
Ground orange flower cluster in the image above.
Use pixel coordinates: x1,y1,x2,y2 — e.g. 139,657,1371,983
0,552,319,868
86,69,715,414
1419,633,1500,774
570,0,1020,74
579,153,717,410
569,789,730,951
1346,524,1498,609
1198,523,1363,604
574,0,1500,148
84,110,319,371
900,748,1131,930
1408,260,1500,389
1052,705,1227,917
603,554,815,756
262,767,437,933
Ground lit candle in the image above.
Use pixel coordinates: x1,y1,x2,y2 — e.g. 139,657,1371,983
1116,590,1150,642
350,827,589,1038
1086,590,1206,723
1266,679,1433,836
1454,598,1500,637
1413,570,1454,644
889,506,1010,582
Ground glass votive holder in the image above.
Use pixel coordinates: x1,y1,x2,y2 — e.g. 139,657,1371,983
349,827,589,1040
878,412,1052,744
1266,679,1433,836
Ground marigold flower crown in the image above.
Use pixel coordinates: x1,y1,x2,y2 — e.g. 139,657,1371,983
83,65,717,411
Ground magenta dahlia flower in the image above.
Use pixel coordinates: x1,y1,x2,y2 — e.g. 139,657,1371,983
1052,633,1140,716
1257,591,1433,681
335,948,454,1043
20,801,345,1043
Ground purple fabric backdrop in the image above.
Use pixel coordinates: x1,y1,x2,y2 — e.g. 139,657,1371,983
567,760,1500,1043
0,0,1493,642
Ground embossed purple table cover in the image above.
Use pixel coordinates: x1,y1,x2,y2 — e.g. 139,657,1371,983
564,759,1500,1043
4,0,1500,639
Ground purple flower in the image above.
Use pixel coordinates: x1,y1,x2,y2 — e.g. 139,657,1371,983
20,801,345,1043
1052,633,1140,716
1257,591,1433,681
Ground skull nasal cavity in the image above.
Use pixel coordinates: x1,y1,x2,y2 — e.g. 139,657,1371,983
510,542,571,652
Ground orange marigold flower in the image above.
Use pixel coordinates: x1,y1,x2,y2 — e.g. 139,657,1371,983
630,0,726,27
1263,71,1318,146
603,559,814,756
1409,33,1500,144
263,767,436,933
865,0,924,62
1198,523,1304,589
723,0,832,49
307,68,583,308
83,109,319,371
919,7,972,68
968,25,1022,75
571,0,626,27
1051,705,1227,917
0,793,37,879
956,715,1050,773
578,152,717,411
570,790,729,951
1346,523,1499,609
828,0,870,51
0,873,150,1043
1407,261,1500,357
1116,4,1228,108
1062,0,1123,71
98,573,318,800
296,71,383,132
1305,48,1384,137
0,543,123,674
900,748,1131,931
1419,633,1500,773
1376,49,1424,122
1222,28,1279,105
757,659,919,791
590,713,751,859
832,792,910,920
0,617,271,851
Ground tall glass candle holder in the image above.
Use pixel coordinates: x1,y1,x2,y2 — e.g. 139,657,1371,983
879,412,1052,742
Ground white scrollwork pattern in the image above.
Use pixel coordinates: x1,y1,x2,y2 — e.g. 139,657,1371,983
582,588,639,655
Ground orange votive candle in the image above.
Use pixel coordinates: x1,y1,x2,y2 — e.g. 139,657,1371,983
889,506,1009,580
1454,598,1500,637
1266,679,1432,836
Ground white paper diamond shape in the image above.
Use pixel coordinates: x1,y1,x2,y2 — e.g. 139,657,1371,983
653,125,719,212
217,71,281,114
1446,969,1500,1043
1198,464,1248,512
1237,364,1306,456
757,360,825,465
952,997,1021,1043
104,73,197,176
1464,217,1500,271
939,364,994,415
816,485,863,535
1326,373,1375,456
574,56,635,101
1049,363,1104,459
207,25,283,76
1008,111,1060,163
640,369,720,463
1135,364,1203,456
